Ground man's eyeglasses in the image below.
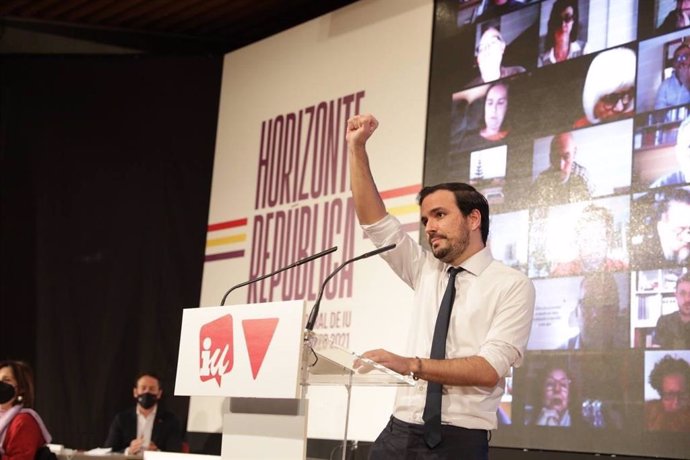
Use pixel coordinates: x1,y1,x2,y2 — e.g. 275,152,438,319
561,13,575,23
545,378,571,391
675,53,690,68
600,89,634,110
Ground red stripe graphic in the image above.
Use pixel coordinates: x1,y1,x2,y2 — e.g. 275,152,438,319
379,184,421,200
208,218,248,232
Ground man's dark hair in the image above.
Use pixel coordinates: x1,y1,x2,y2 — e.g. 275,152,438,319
546,0,580,52
134,371,163,390
655,187,690,218
649,355,690,394
418,183,490,244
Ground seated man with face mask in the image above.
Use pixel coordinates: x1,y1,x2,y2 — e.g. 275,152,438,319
104,372,184,454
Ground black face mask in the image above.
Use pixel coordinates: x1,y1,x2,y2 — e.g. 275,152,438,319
0,381,16,404
136,392,158,410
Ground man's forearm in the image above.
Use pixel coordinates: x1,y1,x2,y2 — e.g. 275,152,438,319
349,143,387,224
409,355,500,387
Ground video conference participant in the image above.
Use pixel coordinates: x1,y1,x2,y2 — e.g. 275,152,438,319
654,44,690,110
346,114,535,459
0,361,52,460
457,81,511,151
631,187,690,268
476,0,527,22
651,116,690,188
645,354,690,432
525,366,574,427
658,0,690,35
104,372,184,455
466,26,526,88
573,47,636,128
550,204,627,276
560,273,627,350
654,272,690,349
540,0,587,66
656,188,690,265
532,131,593,206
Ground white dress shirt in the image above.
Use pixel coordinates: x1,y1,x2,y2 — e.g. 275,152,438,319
362,214,535,430
137,405,157,449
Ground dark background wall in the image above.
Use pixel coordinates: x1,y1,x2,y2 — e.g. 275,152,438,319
0,54,221,449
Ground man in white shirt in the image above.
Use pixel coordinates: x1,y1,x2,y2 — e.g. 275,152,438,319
655,44,690,110
104,372,184,455
347,114,535,459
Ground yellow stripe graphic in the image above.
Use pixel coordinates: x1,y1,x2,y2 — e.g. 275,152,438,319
207,234,247,247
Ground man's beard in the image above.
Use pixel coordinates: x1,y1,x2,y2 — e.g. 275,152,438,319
430,224,470,263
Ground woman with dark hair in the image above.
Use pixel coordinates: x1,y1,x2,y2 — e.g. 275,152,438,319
456,81,511,152
540,0,587,66
0,361,52,460
645,355,690,432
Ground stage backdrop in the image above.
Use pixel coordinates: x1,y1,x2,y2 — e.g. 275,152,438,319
186,0,433,442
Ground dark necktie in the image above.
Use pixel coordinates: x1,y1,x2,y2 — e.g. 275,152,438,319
423,266,462,448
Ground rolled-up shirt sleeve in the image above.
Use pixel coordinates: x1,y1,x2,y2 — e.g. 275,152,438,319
477,274,536,378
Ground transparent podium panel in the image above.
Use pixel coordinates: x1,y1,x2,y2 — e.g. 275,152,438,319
302,332,417,387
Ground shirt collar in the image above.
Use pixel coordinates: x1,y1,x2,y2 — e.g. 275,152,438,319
136,404,158,419
448,246,492,277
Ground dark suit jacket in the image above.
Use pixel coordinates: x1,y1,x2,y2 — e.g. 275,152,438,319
104,406,184,453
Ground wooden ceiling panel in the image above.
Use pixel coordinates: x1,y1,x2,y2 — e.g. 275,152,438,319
0,0,360,53
82,0,151,24
129,0,223,30
60,0,121,22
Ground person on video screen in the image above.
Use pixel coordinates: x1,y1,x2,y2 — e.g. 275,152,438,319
476,0,525,22
466,26,526,88
654,273,690,349
573,48,636,128
526,366,574,426
532,132,593,206
457,81,511,151
658,0,690,35
560,272,627,350
551,205,627,276
645,355,690,432
540,0,587,66
655,44,690,110
651,116,690,188
657,188,690,265
631,187,690,268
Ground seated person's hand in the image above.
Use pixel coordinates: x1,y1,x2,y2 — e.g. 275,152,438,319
146,442,159,452
127,437,144,455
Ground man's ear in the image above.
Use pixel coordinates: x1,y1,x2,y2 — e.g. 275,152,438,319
470,209,482,231
133,388,138,398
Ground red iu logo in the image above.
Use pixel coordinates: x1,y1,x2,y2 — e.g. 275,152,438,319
199,314,281,385
199,315,233,386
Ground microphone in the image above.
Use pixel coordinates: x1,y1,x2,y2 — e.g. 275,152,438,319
220,246,338,306
304,243,396,331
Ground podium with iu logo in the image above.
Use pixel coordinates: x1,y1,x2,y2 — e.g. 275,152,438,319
175,301,414,459
175,301,306,459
